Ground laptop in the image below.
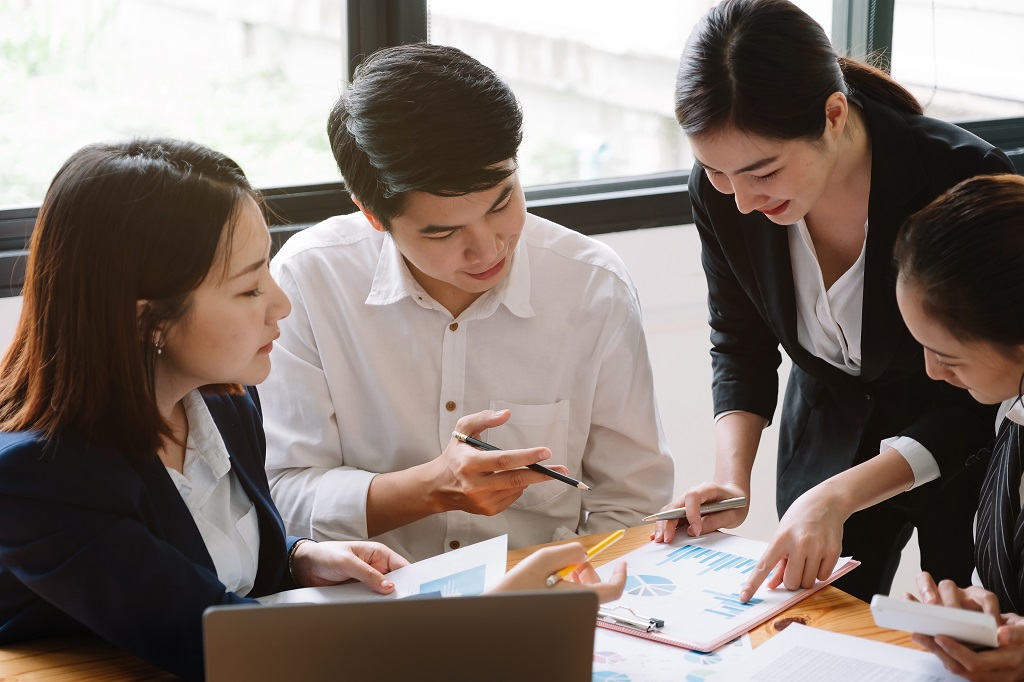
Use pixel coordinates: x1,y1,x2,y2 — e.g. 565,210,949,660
203,590,599,682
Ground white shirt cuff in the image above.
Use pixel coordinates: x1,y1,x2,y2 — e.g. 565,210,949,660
309,467,378,541
714,410,769,428
881,436,940,489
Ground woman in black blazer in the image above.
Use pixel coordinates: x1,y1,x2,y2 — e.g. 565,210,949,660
0,139,625,680
653,0,1013,602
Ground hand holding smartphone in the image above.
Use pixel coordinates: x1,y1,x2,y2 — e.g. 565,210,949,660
870,594,999,648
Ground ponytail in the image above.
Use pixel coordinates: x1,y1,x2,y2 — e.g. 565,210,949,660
838,56,922,116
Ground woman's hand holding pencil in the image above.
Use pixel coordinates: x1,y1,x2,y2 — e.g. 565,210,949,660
544,529,625,587
493,541,627,603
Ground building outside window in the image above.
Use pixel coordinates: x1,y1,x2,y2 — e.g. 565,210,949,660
0,0,346,208
889,0,1024,122
427,0,832,187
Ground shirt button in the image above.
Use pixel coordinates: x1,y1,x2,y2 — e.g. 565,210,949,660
449,322,458,331
445,401,456,412
449,540,460,550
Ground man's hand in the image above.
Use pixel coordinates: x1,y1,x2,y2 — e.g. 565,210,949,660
428,409,569,516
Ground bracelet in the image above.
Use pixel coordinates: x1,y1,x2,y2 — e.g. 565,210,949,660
288,538,315,585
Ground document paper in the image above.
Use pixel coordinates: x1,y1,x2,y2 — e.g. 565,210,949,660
258,534,508,604
593,531,858,652
593,628,752,681
725,623,967,681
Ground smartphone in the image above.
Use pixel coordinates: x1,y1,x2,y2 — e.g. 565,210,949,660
641,496,747,522
870,594,999,648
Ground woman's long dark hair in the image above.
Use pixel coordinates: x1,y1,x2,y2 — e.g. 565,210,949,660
0,138,256,457
676,0,922,141
895,173,1024,352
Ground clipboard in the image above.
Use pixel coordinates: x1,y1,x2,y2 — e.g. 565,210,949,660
598,605,665,633
593,531,860,652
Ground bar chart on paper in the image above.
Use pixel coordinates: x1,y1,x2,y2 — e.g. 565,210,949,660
595,531,857,651
657,544,758,576
703,589,763,618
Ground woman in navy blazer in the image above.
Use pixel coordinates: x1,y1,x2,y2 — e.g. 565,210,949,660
0,139,625,680
653,0,1012,602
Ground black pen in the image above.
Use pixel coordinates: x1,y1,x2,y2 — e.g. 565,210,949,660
451,431,591,491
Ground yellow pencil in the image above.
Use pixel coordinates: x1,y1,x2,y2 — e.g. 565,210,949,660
545,529,626,587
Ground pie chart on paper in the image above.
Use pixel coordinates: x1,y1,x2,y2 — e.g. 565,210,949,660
624,574,676,597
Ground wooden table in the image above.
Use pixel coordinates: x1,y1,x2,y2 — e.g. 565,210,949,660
0,524,912,680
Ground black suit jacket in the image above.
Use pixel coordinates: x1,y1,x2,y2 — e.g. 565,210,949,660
0,388,299,681
691,96,1013,512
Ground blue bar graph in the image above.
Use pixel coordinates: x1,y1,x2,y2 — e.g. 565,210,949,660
702,589,763,619
656,544,757,576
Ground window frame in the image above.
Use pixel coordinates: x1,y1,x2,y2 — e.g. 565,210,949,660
0,0,1019,298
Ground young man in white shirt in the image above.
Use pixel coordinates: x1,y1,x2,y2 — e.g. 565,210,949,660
261,43,674,562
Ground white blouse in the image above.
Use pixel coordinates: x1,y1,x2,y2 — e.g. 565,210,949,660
789,219,866,375
787,219,939,488
164,390,260,596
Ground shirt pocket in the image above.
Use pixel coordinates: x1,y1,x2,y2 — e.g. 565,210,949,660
486,399,571,510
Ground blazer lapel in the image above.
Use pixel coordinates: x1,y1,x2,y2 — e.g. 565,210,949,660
742,215,798,346
859,98,928,384
205,391,290,593
132,454,217,571
740,213,858,389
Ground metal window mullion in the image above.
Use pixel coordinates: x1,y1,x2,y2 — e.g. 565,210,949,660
346,0,428,79
832,0,894,66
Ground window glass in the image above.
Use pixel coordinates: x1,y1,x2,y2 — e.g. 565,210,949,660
890,0,1024,121
0,0,345,208
427,0,833,186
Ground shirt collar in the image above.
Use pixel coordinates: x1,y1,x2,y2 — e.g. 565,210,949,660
365,232,535,320
181,389,231,479
492,237,534,319
365,233,424,307
165,390,232,501
1003,397,1024,428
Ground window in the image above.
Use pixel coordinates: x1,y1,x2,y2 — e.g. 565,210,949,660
1,1,1019,297
427,0,833,186
0,0,346,208
889,0,1024,122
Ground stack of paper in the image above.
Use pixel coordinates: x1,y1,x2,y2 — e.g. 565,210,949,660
725,624,967,680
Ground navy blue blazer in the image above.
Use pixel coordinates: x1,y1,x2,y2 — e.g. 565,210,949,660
691,95,1013,513
0,388,299,681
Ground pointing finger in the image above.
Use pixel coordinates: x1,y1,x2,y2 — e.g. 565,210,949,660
740,548,783,602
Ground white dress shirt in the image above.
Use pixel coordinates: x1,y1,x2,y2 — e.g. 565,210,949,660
788,219,939,488
164,390,260,596
261,211,674,561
